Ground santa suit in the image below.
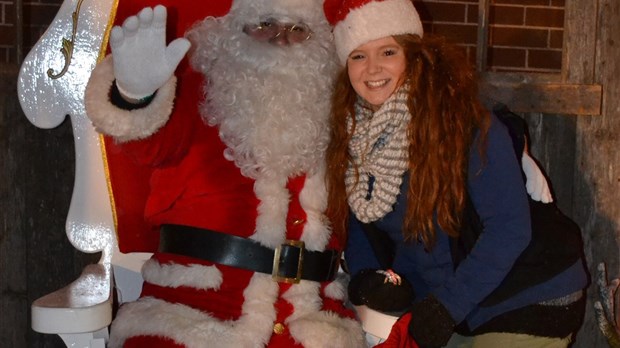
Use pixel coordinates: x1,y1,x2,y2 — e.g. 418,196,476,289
84,1,365,347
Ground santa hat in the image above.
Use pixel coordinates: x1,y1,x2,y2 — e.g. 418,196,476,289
324,0,423,64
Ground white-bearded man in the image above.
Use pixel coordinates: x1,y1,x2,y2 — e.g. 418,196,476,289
84,0,365,347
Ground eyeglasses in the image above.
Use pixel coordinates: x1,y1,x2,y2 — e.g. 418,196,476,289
243,18,313,45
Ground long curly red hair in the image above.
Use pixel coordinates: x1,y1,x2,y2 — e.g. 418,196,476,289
326,34,490,247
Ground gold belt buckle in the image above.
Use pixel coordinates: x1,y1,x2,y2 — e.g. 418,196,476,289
272,239,304,284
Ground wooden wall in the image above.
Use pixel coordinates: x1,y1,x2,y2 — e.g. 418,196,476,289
0,0,64,64
524,1,619,347
574,0,619,345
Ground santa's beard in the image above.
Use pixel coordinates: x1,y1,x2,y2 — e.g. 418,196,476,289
187,0,339,180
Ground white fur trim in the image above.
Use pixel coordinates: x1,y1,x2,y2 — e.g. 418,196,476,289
283,281,366,347
109,273,278,348
141,258,223,290
299,165,331,251
84,55,177,142
297,165,350,302
324,272,349,301
251,164,332,251
284,281,323,322
288,310,366,347
288,311,366,347
333,0,423,64
252,175,290,248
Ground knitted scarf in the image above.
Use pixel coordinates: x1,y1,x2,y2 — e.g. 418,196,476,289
346,85,411,223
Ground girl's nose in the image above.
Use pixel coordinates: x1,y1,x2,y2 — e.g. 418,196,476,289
367,56,381,73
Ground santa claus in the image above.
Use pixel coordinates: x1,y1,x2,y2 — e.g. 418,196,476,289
84,0,365,347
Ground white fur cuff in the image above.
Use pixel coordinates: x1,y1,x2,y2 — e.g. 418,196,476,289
84,55,177,142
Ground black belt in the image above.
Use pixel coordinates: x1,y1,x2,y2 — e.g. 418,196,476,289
159,224,341,284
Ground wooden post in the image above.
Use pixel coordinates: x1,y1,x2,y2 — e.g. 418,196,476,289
572,0,620,346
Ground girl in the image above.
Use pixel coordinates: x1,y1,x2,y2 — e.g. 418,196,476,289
323,0,588,347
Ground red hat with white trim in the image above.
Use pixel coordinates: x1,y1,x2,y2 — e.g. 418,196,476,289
323,0,423,64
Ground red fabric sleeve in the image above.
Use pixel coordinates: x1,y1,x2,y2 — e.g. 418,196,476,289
102,0,236,252
376,313,420,348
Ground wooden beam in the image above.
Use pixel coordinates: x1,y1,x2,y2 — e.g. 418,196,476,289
475,0,490,72
480,81,602,116
563,0,598,84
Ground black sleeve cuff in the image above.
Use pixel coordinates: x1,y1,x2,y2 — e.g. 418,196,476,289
109,80,156,111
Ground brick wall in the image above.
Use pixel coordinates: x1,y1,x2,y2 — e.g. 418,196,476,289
0,0,62,64
414,0,565,73
3,1,565,72
413,0,479,64
2,1,565,71
0,0,17,63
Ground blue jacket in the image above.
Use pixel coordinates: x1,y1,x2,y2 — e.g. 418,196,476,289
345,113,588,330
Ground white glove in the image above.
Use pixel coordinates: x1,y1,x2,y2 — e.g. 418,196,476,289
110,5,190,100
522,152,553,203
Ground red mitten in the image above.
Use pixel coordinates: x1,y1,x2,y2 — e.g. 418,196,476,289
376,312,419,348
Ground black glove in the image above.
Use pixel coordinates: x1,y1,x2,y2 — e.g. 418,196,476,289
408,296,455,348
348,269,414,313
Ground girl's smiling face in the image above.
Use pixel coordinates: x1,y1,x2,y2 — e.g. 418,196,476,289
347,36,407,111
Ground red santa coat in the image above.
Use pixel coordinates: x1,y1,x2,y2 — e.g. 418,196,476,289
84,1,364,347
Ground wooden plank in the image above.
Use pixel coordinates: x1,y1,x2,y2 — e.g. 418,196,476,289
562,0,598,83
475,0,490,72
0,66,28,348
480,81,602,116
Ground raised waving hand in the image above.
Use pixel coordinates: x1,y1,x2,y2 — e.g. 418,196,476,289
111,5,190,100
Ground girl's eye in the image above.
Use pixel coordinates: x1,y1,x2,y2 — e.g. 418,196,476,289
349,54,364,60
384,49,397,56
